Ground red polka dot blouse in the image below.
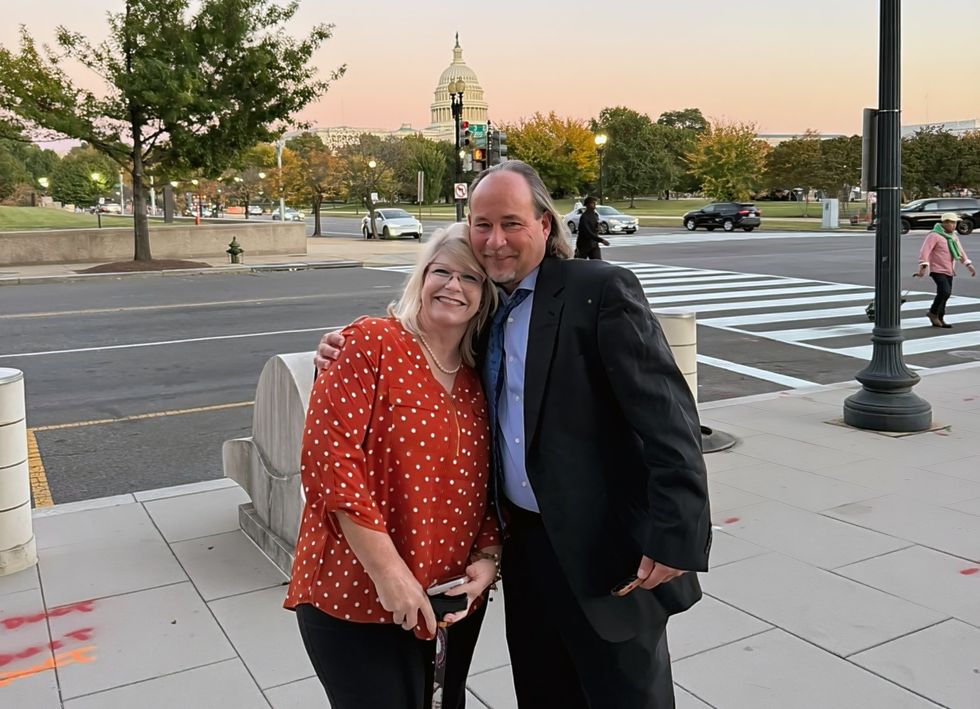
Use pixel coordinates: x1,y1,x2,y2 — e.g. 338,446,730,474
284,316,498,639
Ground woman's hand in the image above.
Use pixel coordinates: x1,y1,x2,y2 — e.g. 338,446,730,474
314,331,346,371
440,558,498,625
372,564,437,635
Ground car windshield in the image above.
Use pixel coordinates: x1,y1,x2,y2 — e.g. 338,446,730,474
903,199,927,209
379,209,411,219
596,207,624,216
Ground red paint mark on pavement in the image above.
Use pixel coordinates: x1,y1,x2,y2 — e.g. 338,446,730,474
0,600,95,631
0,628,95,669
724,517,740,524
960,568,979,576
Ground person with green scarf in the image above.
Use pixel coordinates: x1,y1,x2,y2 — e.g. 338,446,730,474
914,212,976,327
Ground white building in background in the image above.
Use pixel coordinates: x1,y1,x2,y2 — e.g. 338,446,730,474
900,119,978,137
312,35,490,150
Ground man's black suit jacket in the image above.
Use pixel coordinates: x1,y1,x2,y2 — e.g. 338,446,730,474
494,255,711,642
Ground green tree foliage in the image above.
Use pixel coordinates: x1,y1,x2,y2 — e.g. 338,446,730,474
812,135,861,211
596,107,675,207
959,131,980,195
763,131,822,215
688,121,768,201
0,152,29,202
284,132,343,235
657,109,709,197
901,127,963,199
402,135,448,207
49,145,116,206
0,0,344,260
657,108,709,133
223,144,275,217
503,112,597,198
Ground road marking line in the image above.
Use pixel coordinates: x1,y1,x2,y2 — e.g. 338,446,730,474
31,401,255,432
0,295,333,320
26,430,53,507
649,284,870,306
696,355,818,389
0,325,342,360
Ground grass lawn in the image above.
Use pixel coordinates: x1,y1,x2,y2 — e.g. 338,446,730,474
0,206,133,231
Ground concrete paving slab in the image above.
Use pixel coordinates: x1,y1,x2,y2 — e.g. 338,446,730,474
170,530,287,601
812,459,980,506
0,663,62,709
835,545,980,626
922,453,980,483
32,504,188,607
132,477,238,502
701,553,946,656
668,594,771,660
948,495,980,515
675,687,713,708
144,486,251,543
706,530,768,568
673,628,939,709
714,500,909,569
209,586,314,689
0,564,39,596
707,480,767,513
850,620,980,709
466,665,517,709
62,658,268,709
711,461,880,512
825,494,980,562
264,677,330,708
49,582,235,700
0,587,55,698
724,433,871,473
704,449,761,474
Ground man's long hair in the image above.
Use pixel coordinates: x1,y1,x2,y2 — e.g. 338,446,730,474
470,160,573,259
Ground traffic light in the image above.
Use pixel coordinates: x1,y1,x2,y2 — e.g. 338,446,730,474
489,130,508,165
459,121,473,149
472,147,486,172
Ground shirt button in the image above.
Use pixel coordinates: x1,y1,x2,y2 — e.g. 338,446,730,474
521,481,528,488
514,437,520,444
515,395,520,402
507,317,514,324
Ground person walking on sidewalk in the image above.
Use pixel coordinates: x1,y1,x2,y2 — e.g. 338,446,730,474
914,212,975,328
285,224,501,709
575,196,610,260
317,161,710,708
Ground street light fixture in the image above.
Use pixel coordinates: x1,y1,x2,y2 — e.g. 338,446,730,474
191,179,203,221
594,133,608,205
842,0,931,432
449,77,466,221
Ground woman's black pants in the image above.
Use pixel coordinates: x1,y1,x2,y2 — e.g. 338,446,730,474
929,273,954,320
295,602,486,709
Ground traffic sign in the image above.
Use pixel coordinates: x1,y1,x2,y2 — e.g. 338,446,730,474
454,183,468,200
469,123,487,148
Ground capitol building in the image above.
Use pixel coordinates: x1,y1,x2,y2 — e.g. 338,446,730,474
313,35,489,151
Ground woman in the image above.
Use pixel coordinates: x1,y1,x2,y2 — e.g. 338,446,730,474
285,224,501,709
914,212,976,328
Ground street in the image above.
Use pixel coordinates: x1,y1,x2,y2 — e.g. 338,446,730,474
3,229,979,504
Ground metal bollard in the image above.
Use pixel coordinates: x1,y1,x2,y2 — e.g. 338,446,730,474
0,368,37,575
654,309,698,399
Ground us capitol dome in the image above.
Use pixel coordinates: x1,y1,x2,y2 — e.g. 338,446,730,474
428,33,489,132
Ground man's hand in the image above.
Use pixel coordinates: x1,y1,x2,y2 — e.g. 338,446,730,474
440,558,498,625
314,331,345,371
968,263,977,277
913,265,928,278
635,555,684,590
600,238,610,246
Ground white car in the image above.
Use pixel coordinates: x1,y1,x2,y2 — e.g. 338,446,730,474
272,208,304,221
563,205,639,235
361,208,423,239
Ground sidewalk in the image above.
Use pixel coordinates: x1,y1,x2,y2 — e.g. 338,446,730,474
0,235,426,285
2,366,979,708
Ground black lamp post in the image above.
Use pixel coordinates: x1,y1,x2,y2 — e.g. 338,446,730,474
594,133,607,204
842,0,931,432
449,77,465,221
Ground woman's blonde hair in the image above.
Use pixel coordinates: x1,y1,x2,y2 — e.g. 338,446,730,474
387,222,497,367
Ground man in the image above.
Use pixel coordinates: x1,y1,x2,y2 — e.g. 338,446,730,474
914,212,975,328
575,196,609,260
319,160,710,708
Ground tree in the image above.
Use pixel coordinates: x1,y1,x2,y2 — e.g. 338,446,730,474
902,127,963,199
595,107,675,207
813,135,861,212
959,131,980,195
224,144,275,218
403,135,447,209
503,112,597,197
0,151,29,202
0,0,344,261
49,145,116,207
657,108,709,133
285,132,343,235
763,131,822,215
687,121,768,201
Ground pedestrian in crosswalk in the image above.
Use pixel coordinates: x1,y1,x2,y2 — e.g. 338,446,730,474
913,213,976,328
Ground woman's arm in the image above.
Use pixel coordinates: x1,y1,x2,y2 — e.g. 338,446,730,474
334,513,437,635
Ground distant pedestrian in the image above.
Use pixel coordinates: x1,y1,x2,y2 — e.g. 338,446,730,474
914,212,975,328
575,196,609,260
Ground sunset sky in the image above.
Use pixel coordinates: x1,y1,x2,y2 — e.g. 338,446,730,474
3,0,979,138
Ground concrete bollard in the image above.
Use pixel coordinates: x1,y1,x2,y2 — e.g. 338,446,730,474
654,309,698,399
0,368,37,576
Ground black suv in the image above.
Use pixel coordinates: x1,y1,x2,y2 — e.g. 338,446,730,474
682,203,761,232
898,197,979,235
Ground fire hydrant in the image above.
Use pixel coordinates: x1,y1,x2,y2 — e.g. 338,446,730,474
226,237,244,264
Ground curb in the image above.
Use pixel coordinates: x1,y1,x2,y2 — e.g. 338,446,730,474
0,259,362,286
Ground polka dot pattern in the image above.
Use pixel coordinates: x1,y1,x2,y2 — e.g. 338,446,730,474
284,317,498,637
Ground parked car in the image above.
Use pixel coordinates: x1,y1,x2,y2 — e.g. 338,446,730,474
682,203,761,232
895,197,979,235
247,205,264,216
272,208,304,221
563,205,639,234
361,208,423,239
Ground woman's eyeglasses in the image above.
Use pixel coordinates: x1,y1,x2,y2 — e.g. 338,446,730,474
426,266,485,288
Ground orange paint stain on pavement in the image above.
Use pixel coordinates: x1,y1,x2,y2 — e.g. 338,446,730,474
0,645,96,688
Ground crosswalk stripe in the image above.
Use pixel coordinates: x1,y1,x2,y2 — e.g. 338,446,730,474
648,284,870,306
642,278,802,295
752,309,980,342
839,330,980,359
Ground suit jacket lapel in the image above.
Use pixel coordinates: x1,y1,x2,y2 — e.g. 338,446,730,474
524,257,564,450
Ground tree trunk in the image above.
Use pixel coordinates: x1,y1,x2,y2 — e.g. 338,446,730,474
130,123,151,261
312,194,322,236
